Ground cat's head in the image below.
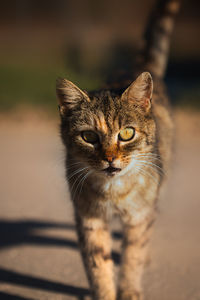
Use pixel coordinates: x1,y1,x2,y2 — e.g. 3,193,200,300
56,72,156,178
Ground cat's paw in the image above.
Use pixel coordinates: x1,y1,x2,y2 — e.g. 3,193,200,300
117,290,143,300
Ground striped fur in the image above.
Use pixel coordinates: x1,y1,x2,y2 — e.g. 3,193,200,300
140,0,181,78
56,0,181,299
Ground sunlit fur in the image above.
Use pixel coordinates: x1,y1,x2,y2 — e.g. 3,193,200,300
56,0,181,298
58,73,172,217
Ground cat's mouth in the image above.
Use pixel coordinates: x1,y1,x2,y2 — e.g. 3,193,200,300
103,166,122,176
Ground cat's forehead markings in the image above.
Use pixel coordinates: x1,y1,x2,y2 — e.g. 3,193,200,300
102,92,119,130
94,112,108,133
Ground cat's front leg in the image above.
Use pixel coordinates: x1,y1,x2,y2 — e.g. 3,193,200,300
75,211,116,300
117,217,155,300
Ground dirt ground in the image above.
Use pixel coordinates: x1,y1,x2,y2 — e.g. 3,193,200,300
0,109,200,300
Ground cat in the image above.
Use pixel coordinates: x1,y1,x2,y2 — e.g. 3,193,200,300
56,0,181,299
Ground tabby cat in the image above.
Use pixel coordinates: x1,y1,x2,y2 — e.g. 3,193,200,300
56,0,181,299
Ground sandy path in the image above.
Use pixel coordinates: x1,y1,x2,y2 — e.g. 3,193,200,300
0,110,199,300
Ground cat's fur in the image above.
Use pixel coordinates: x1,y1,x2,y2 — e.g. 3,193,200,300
56,0,181,299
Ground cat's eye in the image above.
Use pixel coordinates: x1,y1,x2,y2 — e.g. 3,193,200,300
118,127,135,141
81,131,99,144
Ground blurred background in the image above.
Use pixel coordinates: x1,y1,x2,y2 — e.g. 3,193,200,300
0,0,200,112
0,1,200,299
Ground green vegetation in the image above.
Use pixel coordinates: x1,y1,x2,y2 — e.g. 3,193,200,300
0,57,199,113
0,60,102,113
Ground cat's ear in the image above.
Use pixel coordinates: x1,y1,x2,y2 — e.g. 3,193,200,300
56,78,90,115
122,72,153,112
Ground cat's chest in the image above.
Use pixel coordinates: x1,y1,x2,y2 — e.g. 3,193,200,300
92,174,158,224
95,172,156,202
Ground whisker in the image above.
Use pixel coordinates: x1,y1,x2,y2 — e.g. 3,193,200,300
67,166,89,181
128,153,163,163
135,166,158,185
135,160,165,176
135,162,164,178
75,170,93,201
134,154,162,160
66,161,84,167
70,169,89,199
134,153,160,157
126,153,162,162
72,173,86,201
137,159,164,172
66,163,84,171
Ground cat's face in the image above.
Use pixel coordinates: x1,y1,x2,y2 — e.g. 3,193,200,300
57,72,156,178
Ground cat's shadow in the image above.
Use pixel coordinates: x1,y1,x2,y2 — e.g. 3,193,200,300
0,219,122,299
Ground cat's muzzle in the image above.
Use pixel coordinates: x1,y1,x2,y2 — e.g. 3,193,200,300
103,166,122,176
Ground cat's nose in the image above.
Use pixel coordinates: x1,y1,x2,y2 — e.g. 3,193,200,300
105,155,116,163
103,148,117,164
